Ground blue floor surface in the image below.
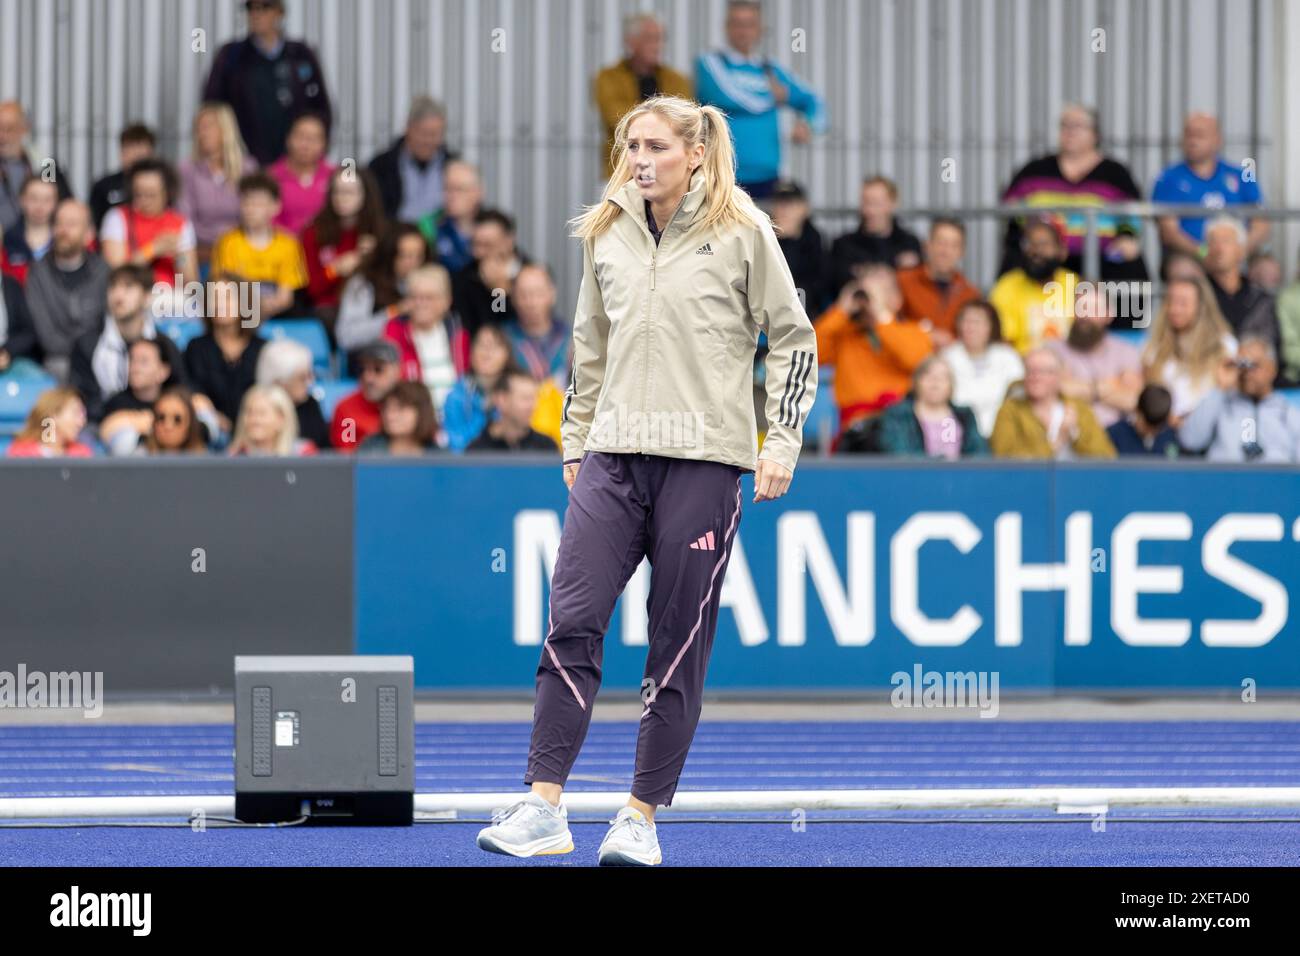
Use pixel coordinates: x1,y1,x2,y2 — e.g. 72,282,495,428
3,721,1298,865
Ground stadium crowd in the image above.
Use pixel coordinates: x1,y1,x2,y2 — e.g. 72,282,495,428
2,0,1299,463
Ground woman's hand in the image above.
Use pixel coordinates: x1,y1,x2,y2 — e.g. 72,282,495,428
753,458,792,503
1216,356,1240,390
563,460,580,489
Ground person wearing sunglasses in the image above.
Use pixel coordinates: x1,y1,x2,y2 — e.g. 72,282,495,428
99,339,215,455
201,0,333,167
145,386,210,455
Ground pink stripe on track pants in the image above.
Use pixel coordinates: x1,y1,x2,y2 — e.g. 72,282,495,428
524,450,744,807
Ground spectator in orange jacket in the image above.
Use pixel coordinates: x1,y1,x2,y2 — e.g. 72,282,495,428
814,264,933,429
897,218,981,346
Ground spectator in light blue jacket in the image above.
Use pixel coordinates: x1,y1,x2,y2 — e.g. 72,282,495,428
1177,336,1300,462
694,0,826,199
442,323,520,453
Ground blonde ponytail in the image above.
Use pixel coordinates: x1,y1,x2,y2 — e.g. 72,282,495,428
570,96,769,242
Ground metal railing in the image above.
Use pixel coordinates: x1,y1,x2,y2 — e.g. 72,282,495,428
809,203,1300,289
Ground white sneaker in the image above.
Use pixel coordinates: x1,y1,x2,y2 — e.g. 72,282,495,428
597,806,662,866
476,793,574,858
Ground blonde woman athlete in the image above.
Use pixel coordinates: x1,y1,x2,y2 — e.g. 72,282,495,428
477,96,818,865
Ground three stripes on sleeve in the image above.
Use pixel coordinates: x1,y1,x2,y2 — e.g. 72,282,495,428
776,349,815,429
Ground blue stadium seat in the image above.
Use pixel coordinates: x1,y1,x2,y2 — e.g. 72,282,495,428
802,365,838,442
264,318,333,379
311,379,358,422
0,434,10,456
0,375,56,436
156,317,204,351
1110,328,1149,350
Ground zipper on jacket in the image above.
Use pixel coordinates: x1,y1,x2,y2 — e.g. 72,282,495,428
638,194,687,452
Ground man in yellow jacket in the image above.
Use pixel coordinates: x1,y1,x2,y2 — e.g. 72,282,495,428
990,346,1116,458
593,14,692,179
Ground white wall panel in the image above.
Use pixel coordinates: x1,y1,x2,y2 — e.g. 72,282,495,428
0,0,1283,307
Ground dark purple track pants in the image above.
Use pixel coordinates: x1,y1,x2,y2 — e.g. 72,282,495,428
524,451,744,807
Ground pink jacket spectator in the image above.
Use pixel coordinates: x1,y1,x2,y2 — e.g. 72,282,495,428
269,157,334,235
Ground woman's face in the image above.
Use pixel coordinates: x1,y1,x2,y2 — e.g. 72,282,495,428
381,399,418,440
243,394,284,446
331,176,364,219
54,398,86,444
286,118,326,167
1058,106,1097,155
196,112,222,157
393,235,427,278
471,330,510,378
957,307,992,352
132,171,167,216
152,396,192,450
625,112,701,204
916,362,952,406
1165,280,1199,333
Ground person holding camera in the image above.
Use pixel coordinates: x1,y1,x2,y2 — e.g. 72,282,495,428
1177,336,1300,462
813,263,933,431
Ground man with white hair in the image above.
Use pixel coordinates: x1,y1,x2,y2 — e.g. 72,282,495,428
1178,335,1300,462
0,101,73,234
1202,214,1279,348
1153,112,1267,258
593,13,692,179
368,95,459,222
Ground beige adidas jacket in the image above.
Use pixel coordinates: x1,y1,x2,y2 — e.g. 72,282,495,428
561,169,818,474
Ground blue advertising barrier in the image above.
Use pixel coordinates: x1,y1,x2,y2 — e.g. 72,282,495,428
354,457,1300,691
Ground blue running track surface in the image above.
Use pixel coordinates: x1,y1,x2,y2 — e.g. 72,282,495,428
2,721,1299,866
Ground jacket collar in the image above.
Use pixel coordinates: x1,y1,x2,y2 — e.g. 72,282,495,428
611,166,708,233
723,44,764,67
620,57,660,79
